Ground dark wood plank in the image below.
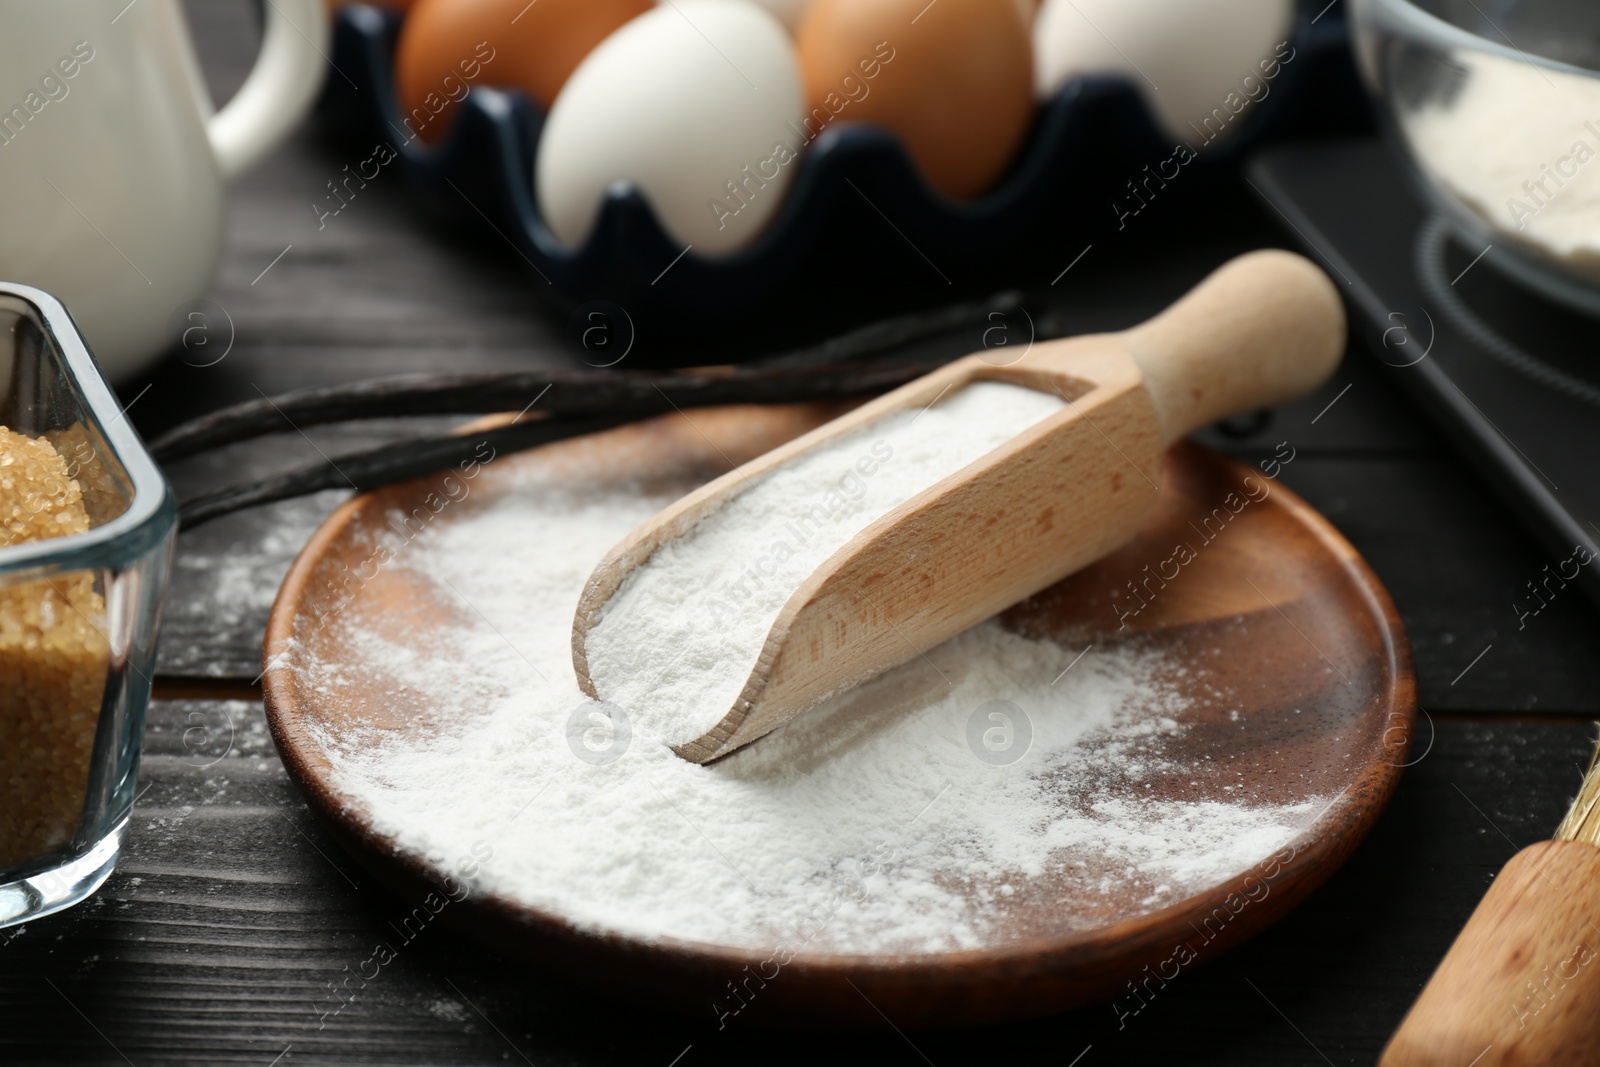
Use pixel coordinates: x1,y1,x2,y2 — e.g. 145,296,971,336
8,5,1580,1066
0,700,1589,1065
160,492,346,679
1277,458,1600,713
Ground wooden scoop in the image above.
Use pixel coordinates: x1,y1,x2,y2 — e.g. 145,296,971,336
572,250,1345,763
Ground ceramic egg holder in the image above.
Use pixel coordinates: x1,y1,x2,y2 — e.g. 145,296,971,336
320,3,1357,353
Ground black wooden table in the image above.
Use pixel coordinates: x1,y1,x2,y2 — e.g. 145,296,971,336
5,6,1600,1064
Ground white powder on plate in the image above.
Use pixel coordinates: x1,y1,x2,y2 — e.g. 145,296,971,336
296,437,1330,955
1405,49,1600,270
586,381,1069,746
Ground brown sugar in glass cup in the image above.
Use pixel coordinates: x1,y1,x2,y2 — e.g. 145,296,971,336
0,283,175,926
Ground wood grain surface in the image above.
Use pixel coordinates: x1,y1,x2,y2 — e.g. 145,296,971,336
0,698,1588,1065
1,2,1593,1063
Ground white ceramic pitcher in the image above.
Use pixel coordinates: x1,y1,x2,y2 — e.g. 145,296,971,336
0,0,327,382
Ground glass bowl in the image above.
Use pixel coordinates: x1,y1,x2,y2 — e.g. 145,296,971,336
0,282,175,927
1351,0,1600,315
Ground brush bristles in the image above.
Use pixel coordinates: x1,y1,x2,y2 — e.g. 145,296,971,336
1555,728,1600,845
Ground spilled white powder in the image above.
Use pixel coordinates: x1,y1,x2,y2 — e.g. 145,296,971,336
1405,49,1600,271
297,436,1330,955
586,381,1069,746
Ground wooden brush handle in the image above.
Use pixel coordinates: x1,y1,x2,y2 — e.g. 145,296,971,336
1381,840,1600,1067
1123,249,1346,445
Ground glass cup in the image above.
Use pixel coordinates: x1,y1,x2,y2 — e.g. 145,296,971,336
0,281,175,927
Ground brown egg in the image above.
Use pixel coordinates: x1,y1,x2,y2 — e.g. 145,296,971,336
395,0,651,144
796,0,1033,199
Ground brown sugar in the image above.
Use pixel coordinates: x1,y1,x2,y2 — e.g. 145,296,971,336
44,423,123,527
0,426,109,870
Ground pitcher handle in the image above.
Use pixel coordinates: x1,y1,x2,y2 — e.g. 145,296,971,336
207,0,329,183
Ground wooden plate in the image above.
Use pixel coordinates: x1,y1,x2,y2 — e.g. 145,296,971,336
262,404,1414,1028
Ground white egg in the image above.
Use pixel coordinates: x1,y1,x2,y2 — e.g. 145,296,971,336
703,0,811,32
1033,0,1294,144
538,2,805,256
754,0,810,31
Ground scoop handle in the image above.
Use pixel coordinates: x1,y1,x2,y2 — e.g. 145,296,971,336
1380,840,1600,1066
1122,249,1345,446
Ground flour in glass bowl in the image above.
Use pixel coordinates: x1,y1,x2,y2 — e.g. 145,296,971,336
298,418,1329,955
1404,49,1600,272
